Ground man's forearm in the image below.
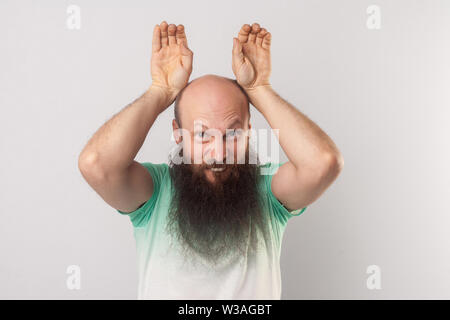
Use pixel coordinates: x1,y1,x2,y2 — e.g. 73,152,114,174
246,85,342,171
79,86,171,175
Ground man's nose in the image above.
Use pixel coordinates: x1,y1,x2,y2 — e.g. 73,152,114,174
209,147,224,164
207,140,227,164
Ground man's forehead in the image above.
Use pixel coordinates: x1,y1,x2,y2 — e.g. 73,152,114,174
179,77,248,128
184,109,246,131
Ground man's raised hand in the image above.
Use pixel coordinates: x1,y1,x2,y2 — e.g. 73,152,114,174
150,21,193,106
232,23,272,91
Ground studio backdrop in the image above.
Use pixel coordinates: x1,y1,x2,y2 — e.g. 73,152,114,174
1,0,449,299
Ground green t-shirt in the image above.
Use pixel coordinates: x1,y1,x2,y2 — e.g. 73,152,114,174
117,161,307,299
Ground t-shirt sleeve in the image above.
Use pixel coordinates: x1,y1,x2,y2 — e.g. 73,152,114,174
116,162,167,228
263,162,308,226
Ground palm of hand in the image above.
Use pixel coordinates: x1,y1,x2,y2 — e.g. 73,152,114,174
151,22,193,96
151,45,189,91
238,41,271,88
233,23,272,90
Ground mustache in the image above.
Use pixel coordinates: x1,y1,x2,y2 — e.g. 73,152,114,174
198,162,236,170
205,164,229,170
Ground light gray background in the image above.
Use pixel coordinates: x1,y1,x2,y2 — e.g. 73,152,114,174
1,0,449,299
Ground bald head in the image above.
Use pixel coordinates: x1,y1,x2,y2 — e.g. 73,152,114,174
174,74,250,128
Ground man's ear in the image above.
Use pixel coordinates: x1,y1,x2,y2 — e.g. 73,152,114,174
172,119,183,144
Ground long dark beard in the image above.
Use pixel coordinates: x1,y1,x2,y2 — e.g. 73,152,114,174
165,146,269,266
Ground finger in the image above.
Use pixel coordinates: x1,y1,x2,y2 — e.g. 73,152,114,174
256,28,266,47
152,24,161,52
168,24,177,45
238,24,251,43
176,24,188,48
248,23,260,43
262,32,271,49
160,21,169,47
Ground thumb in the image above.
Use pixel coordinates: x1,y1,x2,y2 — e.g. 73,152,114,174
180,42,193,70
232,37,244,64
179,41,192,56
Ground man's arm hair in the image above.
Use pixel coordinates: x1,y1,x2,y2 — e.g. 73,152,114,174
78,88,170,213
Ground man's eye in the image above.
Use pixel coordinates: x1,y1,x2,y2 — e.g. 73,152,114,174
195,132,211,141
226,130,239,138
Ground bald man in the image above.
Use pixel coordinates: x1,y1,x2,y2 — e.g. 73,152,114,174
78,21,344,299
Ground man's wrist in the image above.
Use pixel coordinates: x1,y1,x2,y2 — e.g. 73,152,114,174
244,84,272,95
145,85,178,110
244,84,274,105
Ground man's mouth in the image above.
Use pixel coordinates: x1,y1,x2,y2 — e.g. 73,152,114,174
210,167,226,172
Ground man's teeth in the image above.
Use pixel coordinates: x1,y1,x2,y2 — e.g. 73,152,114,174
211,167,225,172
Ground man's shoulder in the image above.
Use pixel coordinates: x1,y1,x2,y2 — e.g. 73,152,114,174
140,162,171,185
257,161,284,176
141,162,170,173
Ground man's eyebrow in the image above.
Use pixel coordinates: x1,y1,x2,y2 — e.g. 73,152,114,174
226,119,242,128
195,119,242,131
